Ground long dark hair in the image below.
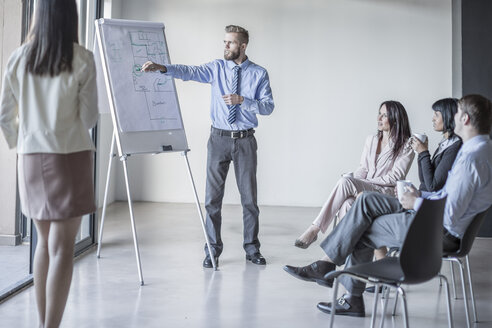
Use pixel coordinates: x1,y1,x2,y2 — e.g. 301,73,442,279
25,0,79,76
432,98,458,138
378,100,411,159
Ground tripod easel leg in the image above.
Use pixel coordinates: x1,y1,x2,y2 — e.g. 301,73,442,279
97,133,116,258
121,156,145,285
182,151,217,270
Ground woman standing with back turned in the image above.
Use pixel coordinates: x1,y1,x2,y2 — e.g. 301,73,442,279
0,0,98,327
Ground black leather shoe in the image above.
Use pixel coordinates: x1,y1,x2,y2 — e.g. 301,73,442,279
317,294,365,317
246,252,266,265
203,255,219,268
283,260,336,286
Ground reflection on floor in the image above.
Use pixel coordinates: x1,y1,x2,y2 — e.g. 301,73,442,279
0,243,30,296
0,202,491,327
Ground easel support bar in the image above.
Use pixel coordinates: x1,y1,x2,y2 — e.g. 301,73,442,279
182,150,217,270
96,133,116,258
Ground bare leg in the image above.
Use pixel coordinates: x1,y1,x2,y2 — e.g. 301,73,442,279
44,217,82,328
32,219,51,327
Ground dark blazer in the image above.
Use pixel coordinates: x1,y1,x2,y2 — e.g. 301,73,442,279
418,138,463,192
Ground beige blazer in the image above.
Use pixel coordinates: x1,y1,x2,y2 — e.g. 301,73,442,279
354,134,415,193
0,43,98,154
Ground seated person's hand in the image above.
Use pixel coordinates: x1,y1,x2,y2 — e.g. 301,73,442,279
399,185,421,210
410,136,428,154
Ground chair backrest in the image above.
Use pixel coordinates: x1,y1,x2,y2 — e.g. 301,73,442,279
453,209,489,257
399,197,447,284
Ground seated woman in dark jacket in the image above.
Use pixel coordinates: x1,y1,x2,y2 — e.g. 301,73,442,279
366,98,463,294
411,98,462,191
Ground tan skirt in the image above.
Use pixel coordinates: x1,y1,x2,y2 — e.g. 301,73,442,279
18,151,96,220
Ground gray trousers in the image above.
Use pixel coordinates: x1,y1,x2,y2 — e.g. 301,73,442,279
320,192,415,296
204,131,260,257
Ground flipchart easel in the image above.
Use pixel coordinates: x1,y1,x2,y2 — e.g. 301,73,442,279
94,19,217,286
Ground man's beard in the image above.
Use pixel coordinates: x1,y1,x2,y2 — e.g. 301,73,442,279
224,49,240,61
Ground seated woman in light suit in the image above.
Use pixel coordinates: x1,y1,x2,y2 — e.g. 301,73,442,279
411,98,462,192
295,101,414,249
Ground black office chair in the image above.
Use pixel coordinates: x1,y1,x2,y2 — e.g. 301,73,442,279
325,198,453,328
443,209,489,328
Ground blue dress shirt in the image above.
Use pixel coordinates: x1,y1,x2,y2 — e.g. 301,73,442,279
164,59,274,130
415,135,492,238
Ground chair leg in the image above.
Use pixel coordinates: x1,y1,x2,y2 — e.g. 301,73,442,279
370,283,381,328
449,261,457,299
398,287,409,328
392,289,398,316
379,286,391,328
465,255,478,323
456,259,471,328
438,274,454,328
329,278,339,328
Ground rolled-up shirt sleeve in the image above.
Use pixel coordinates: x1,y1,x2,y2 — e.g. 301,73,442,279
240,71,274,116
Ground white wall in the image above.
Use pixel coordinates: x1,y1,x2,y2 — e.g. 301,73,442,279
107,0,453,207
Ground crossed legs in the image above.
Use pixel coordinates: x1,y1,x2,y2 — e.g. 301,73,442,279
287,192,412,295
296,177,387,248
33,217,82,328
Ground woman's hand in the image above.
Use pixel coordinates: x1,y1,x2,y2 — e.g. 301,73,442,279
410,136,428,154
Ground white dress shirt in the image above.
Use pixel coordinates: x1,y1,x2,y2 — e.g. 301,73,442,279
0,42,98,154
415,135,492,238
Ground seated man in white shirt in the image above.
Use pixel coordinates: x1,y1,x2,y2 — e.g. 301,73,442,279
283,94,492,317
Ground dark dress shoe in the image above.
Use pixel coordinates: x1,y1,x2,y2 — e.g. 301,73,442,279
317,294,365,317
283,260,336,286
365,285,383,293
203,255,219,268
246,252,266,265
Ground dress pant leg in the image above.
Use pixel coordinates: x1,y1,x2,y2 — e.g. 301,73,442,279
313,177,385,233
320,192,405,265
204,134,232,257
338,210,415,296
337,197,356,222
232,135,260,255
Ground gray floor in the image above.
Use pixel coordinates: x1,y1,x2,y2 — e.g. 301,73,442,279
0,243,30,295
0,202,491,328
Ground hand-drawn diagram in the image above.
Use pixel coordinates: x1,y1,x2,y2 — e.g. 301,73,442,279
129,31,177,122
100,23,183,133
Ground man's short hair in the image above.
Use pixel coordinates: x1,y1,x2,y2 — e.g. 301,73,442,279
225,25,249,44
459,94,492,135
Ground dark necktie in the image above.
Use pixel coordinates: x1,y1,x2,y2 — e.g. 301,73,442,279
227,66,241,124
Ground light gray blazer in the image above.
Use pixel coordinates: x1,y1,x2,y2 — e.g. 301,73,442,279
354,134,415,193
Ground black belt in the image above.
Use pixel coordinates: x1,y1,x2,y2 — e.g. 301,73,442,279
211,127,255,139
